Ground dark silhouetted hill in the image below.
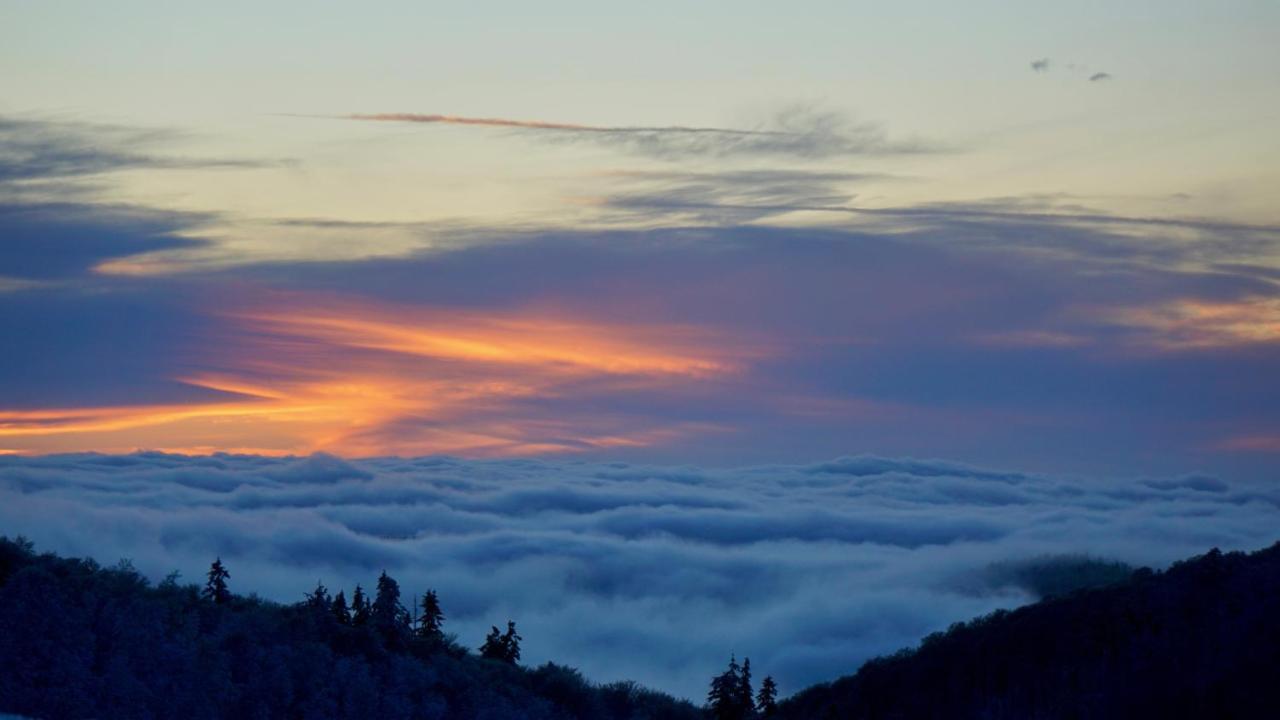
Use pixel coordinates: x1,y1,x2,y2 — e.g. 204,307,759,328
4,535,1278,720
778,542,1280,719
0,536,699,720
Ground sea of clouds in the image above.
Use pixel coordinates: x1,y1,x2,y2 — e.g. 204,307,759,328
0,452,1276,699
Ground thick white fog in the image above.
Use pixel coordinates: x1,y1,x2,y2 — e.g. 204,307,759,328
1,452,1275,699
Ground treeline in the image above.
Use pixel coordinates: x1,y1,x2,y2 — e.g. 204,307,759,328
0,537,701,720
777,542,1280,719
704,655,778,719
6,534,1276,719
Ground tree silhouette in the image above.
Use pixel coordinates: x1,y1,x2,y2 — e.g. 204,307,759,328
480,626,504,660
479,621,522,664
418,589,444,639
0,536,711,720
305,581,330,614
707,655,747,720
738,657,755,715
501,620,522,664
372,571,409,642
756,676,778,717
351,584,371,626
202,557,231,604
331,590,350,625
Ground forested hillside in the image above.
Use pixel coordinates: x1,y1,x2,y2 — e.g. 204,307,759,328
0,537,699,720
3,535,1278,719
778,542,1280,719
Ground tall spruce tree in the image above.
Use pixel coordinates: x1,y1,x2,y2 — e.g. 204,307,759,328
755,676,778,717
372,572,406,628
707,655,745,720
372,570,410,647
202,557,231,604
305,581,330,613
331,590,351,625
351,584,371,626
738,657,755,716
418,589,445,639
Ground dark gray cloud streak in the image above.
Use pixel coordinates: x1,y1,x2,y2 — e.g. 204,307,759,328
334,107,937,159
0,452,1275,700
0,116,273,189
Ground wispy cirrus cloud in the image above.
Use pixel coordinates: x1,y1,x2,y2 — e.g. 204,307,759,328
328,106,938,159
0,115,279,192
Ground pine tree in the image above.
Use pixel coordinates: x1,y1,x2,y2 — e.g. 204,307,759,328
479,626,505,660
418,589,445,639
707,655,744,720
500,620,522,664
739,657,755,716
202,557,231,604
331,590,351,625
372,570,408,639
351,584,371,626
305,581,330,613
756,676,778,717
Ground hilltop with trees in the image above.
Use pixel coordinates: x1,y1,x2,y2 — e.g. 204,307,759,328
0,536,699,720
1,535,1278,718
776,542,1280,719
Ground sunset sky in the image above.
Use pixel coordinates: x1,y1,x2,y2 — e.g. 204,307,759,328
3,0,1279,479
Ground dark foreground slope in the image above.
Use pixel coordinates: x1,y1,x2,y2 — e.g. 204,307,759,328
0,537,699,720
779,542,1280,720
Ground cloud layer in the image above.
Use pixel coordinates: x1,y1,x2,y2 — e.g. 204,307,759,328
1,114,1278,478
1,451,1276,699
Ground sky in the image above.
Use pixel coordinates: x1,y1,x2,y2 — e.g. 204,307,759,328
1,0,1279,697
2,1,1279,476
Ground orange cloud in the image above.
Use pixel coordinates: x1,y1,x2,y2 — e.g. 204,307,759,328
1108,296,1280,350
0,294,753,457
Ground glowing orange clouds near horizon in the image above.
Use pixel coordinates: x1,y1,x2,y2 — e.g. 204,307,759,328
1110,297,1280,350
0,294,754,457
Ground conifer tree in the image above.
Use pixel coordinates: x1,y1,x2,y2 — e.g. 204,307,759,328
739,657,755,715
202,557,231,604
707,655,744,720
372,570,408,636
479,625,505,660
351,584,371,626
756,676,778,717
305,581,330,613
418,589,445,639
501,620,522,664
331,590,351,625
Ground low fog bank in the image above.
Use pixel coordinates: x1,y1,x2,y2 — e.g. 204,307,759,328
1,452,1275,699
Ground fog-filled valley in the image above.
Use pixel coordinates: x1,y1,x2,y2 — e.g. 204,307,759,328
3,451,1276,700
